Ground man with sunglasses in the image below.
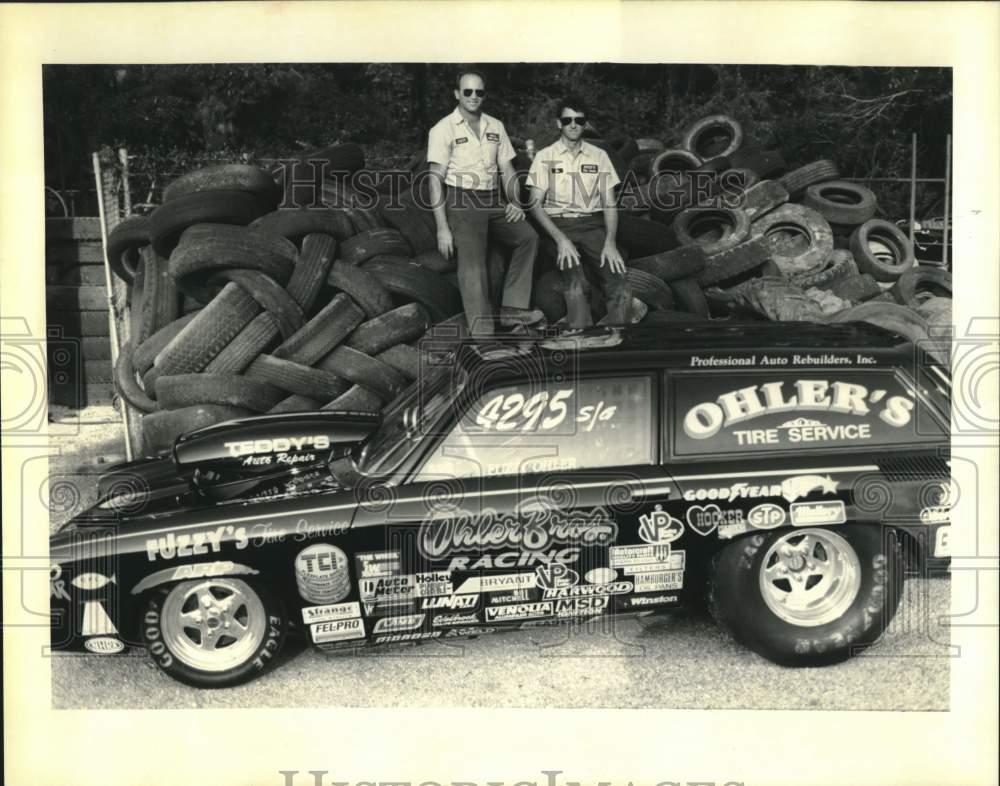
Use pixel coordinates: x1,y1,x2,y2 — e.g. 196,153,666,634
527,97,630,328
427,71,541,336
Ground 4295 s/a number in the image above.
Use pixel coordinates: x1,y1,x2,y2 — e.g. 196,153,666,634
474,389,617,432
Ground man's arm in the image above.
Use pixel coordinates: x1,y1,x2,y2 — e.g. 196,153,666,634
529,185,580,269
499,159,525,222
428,162,453,258
599,159,626,275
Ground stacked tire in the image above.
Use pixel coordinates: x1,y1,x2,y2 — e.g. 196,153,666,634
109,153,464,455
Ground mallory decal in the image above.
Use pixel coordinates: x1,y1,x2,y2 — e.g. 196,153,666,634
789,501,847,526
418,506,617,559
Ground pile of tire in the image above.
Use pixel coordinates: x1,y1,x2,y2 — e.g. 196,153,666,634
107,149,464,454
572,113,952,342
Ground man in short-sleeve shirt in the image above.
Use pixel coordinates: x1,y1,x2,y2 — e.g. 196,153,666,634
527,96,630,328
427,71,540,336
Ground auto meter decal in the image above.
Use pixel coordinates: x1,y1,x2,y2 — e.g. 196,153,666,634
295,544,350,604
673,372,917,455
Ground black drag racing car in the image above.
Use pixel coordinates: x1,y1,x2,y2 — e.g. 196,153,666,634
50,323,952,687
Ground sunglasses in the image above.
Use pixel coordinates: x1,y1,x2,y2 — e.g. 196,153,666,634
559,116,587,127
462,89,486,97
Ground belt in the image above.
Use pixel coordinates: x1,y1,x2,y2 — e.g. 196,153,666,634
553,211,599,219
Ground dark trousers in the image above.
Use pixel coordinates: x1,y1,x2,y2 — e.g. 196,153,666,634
549,214,630,328
446,188,538,335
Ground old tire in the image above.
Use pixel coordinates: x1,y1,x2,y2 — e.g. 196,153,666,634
163,165,279,209
696,236,771,286
803,181,877,226
155,373,286,412
778,160,840,198
327,261,395,319
708,525,903,666
133,312,200,375
650,148,702,176
272,293,365,365
728,147,788,179
149,191,266,257
141,578,286,688
629,245,706,283
245,354,351,401
740,180,789,222
673,207,751,256
626,269,675,311
891,267,952,307
169,224,298,292
106,215,150,283
362,258,462,322
250,208,353,243
320,345,409,402
850,220,915,282
752,204,834,277
346,303,431,355
682,115,743,160
668,277,709,316
340,228,411,267
829,300,931,346
830,273,883,303
790,248,858,289
113,342,157,413
617,213,679,257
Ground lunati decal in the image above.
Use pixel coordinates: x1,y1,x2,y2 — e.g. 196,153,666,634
418,506,617,559
682,379,914,441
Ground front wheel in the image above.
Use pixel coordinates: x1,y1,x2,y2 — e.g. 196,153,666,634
141,578,287,687
708,525,903,666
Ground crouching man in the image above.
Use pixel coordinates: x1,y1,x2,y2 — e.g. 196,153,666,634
526,96,630,327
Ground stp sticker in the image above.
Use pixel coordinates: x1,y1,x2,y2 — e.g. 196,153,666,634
748,503,787,530
789,501,846,526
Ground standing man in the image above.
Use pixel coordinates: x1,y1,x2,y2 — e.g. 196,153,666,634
527,96,630,327
427,70,541,335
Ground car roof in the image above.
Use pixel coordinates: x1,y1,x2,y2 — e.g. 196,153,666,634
448,321,913,378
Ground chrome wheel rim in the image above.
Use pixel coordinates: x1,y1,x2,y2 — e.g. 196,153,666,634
161,579,266,672
758,528,861,627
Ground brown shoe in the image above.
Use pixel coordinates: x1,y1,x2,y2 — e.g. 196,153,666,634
499,306,545,327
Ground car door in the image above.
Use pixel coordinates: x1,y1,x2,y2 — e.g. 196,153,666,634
351,370,678,634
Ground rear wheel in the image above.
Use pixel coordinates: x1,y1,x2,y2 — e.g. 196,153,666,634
708,525,903,665
142,578,287,687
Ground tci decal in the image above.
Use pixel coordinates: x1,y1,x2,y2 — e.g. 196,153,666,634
224,435,331,458
419,507,616,559
145,525,248,562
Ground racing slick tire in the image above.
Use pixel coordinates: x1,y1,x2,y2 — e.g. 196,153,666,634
708,525,904,666
141,578,287,688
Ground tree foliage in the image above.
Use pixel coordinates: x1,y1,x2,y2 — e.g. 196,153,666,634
43,63,951,217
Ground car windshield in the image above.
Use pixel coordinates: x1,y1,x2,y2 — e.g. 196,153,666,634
356,363,467,476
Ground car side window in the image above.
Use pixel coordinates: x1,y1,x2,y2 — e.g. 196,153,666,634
414,375,654,481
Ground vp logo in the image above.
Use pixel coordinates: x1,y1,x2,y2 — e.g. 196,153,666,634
534,563,579,590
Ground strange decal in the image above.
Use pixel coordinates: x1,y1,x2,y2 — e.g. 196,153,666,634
674,373,918,454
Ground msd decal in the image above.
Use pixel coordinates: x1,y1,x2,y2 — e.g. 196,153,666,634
638,505,684,545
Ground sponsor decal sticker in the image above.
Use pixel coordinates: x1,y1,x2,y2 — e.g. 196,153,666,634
432,612,480,627
454,572,536,595
223,435,330,457
554,596,608,616
638,504,684,545
363,599,415,617
84,636,125,654
421,594,478,610
49,565,70,600
444,626,498,637
360,572,452,603
585,567,617,584
790,501,846,526
295,543,350,604
374,631,442,644
609,543,672,568
534,563,579,590
310,617,364,644
633,571,684,592
921,506,950,524
71,572,115,591
542,581,632,600
747,503,787,530
627,594,678,608
355,551,401,579
489,588,534,604
933,526,951,557
302,601,362,625
685,504,744,536
485,602,553,622
372,614,425,634
145,524,249,562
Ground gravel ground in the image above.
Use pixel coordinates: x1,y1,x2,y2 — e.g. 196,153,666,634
47,406,951,712
51,577,950,711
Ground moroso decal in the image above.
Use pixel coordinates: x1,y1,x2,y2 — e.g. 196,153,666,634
446,548,580,572
748,503,787,530
676,374,916,454
789,501,846,526
418,506,617,559
444,626,498,637
374,631,442,644
638,505,684,545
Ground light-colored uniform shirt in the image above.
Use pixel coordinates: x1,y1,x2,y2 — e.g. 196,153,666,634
526,140,620,216
427,107,516,192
